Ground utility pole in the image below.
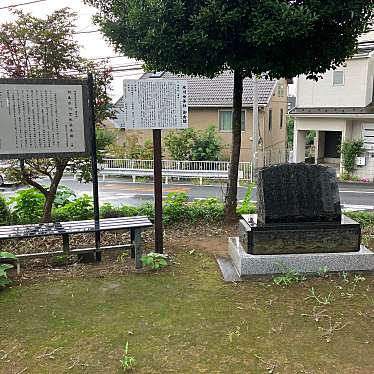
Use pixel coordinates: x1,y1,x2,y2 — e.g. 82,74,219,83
252,76,259,176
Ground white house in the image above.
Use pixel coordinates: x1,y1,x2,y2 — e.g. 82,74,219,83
291,32,374,180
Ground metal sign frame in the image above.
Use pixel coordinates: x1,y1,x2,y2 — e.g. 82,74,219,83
0,78,92,160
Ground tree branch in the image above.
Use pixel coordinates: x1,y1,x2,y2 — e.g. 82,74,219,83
20,160,48,196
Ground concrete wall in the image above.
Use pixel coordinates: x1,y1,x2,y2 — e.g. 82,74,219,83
297,55,373,108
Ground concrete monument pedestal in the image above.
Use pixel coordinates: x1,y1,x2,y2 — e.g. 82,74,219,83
228,237,374,276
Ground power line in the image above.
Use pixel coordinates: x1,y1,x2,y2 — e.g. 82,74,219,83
0,0,47,10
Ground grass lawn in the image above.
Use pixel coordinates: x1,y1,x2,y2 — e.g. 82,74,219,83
1,245,374,373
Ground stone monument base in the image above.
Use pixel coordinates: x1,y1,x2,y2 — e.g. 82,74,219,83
228,237,374,277
240,214,361,255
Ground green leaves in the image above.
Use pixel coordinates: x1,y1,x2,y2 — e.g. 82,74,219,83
0,252,17,260
0,252,17,288
341,139,365,175
0,194,11,226
140,252,168,271
9,188,45,224
165,125,221,161
120,341,136,370
86,0,372,79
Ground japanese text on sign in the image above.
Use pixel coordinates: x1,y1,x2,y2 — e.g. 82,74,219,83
123,79,188,129
0,82,87,158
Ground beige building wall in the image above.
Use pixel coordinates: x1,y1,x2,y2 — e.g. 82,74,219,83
104,79,288,164
261,80,288,165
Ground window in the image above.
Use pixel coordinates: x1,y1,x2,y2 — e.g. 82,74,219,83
268,109,273,132
280,108,284,128
219,110,245,131
277,84,285,97
333,70,344,86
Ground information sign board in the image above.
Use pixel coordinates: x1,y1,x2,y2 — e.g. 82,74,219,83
123,79,188,129
0,79,91,159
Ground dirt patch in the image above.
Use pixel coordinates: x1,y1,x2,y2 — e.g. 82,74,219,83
3,222,238,284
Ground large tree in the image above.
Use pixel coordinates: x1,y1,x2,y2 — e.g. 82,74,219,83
86,0,372,222
0,8,115,223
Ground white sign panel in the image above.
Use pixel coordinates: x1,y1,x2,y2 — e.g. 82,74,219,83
0,80,89,159
123,79,188,129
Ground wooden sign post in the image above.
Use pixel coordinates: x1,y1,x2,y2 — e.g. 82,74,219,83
123,79,188,253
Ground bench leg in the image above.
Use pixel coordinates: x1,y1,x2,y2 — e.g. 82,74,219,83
133,229,143,269
16,262,21,275
62,234,70,255
130,229,135,259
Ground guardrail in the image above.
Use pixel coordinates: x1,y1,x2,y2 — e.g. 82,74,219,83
99,159,253,184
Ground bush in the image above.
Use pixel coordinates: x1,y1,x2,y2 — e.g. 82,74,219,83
165,125,222,161
0,251,17,288
341,139,365,175
237,183,257,215
9,188,45,224
187,198,224,223
100,203,123,218
53,185,76,208
120,205,141,217
0,194,11,225
52,195,93,221
191,125,222,161
345,211,374,228
137,202,155,220
100,203,141,219
125,134,154,160
163,192,189,224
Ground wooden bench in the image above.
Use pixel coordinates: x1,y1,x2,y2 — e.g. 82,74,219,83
0,216,153,270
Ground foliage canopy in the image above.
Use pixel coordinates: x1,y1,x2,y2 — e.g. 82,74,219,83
87,0,372,80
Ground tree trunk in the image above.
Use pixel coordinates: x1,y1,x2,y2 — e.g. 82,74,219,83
224,69,244,223
41,159,68,223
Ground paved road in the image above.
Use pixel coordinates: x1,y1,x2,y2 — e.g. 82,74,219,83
338,183,374,210
0,177,247,206
1,177,373,210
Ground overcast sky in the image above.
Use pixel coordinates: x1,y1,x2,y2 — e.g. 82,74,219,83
1,1,372,100
0,0,143,100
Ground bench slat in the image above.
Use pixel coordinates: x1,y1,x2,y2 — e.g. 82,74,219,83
0,216,151,231
0,217,152,239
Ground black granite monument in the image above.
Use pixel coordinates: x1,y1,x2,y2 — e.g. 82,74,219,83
240,163,361,255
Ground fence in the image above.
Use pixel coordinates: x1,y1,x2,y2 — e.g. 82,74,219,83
99,159,253,184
